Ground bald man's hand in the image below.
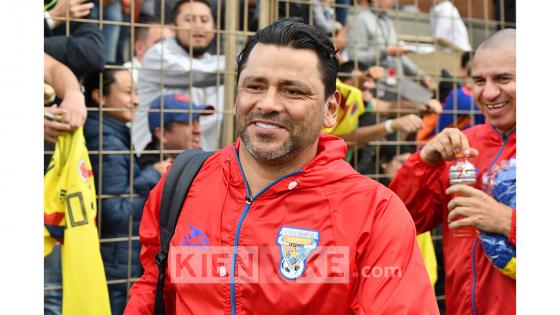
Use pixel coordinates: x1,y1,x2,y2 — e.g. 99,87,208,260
420,128,479,165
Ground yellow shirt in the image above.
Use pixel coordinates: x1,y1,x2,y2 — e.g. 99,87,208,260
322,80,365,136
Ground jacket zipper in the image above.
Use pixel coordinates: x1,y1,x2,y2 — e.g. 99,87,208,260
229,147,303,315
470,128,512,315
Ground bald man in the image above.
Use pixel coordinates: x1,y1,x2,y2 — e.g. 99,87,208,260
390,29,516,315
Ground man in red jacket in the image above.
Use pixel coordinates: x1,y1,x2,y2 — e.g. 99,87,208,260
390,29,516,314
125,20,438,315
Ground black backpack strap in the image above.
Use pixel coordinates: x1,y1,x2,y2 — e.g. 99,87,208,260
154,149,213,315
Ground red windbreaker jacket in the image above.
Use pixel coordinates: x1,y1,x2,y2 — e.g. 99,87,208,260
125,134,438,314
391,122,516,315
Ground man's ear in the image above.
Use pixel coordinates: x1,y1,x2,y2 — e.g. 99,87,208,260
91,89,102,106
153,126,166,144
323,90,340,129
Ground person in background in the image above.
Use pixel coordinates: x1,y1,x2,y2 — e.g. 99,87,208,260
82,67,170,315
43,52,88,315
430,0,472,52
345,0,437,92
124,15,174,82
44,53,88,144
134,0,224,152
44,0,105,79
138,92,214,168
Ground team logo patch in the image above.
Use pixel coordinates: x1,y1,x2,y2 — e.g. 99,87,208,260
350,102,358,115
276,226,319,280
78,159,89,182
180,225,209,248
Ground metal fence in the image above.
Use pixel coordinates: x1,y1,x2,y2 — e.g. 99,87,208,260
44,0,515,313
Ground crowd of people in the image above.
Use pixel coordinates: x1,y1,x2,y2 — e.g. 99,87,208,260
43,0,515,314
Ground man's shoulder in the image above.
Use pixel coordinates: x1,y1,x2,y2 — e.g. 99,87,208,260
144,38,185,62
324,169,393,203
464,123,490,136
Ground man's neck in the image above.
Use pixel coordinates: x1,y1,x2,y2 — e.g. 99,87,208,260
237,143,317,196
496,125,516,138
175,38,207,60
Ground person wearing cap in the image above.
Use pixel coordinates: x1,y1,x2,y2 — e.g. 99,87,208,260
139,93,214,169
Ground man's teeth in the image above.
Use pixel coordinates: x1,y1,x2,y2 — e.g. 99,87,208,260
487,102,507,109
256,122,280,129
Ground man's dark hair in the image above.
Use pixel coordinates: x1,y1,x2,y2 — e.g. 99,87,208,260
171,0,215,25
150,121,175,144
82,66,122,108
236,19,339,100
461,51,472,69
134,15,158,43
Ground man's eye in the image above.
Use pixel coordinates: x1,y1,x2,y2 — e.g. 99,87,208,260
285,88,304,95
246,85,263,91
473,79,485,86
498,75,512,83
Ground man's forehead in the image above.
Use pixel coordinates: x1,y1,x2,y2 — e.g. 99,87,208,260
179,2,212,15
472,48,515,75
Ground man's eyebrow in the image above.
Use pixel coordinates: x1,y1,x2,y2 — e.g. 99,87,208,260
240,76,312,90
471,72,513,79
241,76,267,84
278,80,311,89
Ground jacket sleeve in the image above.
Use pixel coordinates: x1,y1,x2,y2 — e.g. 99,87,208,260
389,152,446,233
139,42,224,89
44,20,105,78
351,194,439,314
97,150,158,230
346,14,385,66
124,172,168,314
134,166,161,196
509,208,516,247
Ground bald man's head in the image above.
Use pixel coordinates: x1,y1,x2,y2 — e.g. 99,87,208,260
470,28,516,134
475,28,516,57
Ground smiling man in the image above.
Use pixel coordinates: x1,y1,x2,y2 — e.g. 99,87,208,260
390,29,516,315
125,20,437,315
138,92,214,170
133,0,225,153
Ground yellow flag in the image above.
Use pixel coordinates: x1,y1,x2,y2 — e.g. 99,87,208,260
416,232,438,287
44,128,111,315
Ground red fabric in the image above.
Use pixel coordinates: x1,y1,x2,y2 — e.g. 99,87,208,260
509,208,516,247
390,122,516,315
125,134,438,315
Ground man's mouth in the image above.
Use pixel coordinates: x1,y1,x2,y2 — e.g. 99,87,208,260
255,122,282,129
486,101,508,110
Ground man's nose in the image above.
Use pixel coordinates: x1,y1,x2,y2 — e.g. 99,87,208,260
256,88,282,114
481,80,501,101
192,121,201,134
132,92,139,107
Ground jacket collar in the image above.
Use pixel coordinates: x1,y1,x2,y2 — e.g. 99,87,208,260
218,134,356,198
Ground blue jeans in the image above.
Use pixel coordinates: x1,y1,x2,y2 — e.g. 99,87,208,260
44,245,62,315
109,287,127,315
335,0,351,25
92,0,122,63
